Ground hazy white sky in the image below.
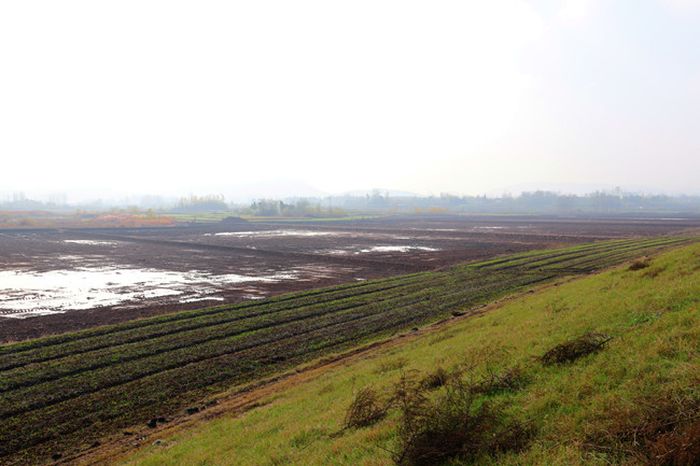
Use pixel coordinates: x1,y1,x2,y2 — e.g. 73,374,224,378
1,0,699,200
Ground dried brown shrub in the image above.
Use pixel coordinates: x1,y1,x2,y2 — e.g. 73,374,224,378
649,420,700,466
629,258,652,271
540,332,612,366
343,387,388,429
586,392,700,465
393,377,532,465
420,367,451,391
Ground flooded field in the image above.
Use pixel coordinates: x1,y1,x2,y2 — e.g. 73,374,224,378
1,213,699,341
0,266,305,318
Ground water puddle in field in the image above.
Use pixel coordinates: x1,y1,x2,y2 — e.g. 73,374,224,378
314,245,441,256
0,267,302,319
178,296,226,304
316,245,440,255
241,295,265,300
321,249,351,255
357,246,440,253
64,240,118,246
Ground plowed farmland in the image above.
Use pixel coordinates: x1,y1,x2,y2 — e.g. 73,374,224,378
3,213,700,341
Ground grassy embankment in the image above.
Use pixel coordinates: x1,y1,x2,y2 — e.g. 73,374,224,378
127,241,700,465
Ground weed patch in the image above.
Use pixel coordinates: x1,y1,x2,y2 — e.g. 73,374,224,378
470,366,526,395
344,387,389,429
540,332,612,365
393,378,532,465
643,265,668,279
290,427,327,449
629,258,652,271
420,367,451,391
587,392,700,465
375,358,408,374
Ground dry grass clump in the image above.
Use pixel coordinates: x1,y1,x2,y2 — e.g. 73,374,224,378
540,332,612,366
393,377,532,465
344,366,532,464
586,392,700,465
649,420,700,466
375,357,408,374
343,387,389,429
629,258,652,271
643,265,668,279
420,366,451,391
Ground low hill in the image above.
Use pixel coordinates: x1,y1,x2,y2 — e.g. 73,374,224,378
123,242,699,465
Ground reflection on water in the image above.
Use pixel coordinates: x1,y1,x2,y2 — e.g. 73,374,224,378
178,296,226,304
64,240,118,246
316,245,441,255
0,267,299,319
357,245,439,253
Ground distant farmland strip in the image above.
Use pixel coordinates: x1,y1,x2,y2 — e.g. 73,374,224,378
0,236,692,465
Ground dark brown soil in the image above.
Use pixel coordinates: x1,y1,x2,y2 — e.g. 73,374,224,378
1,213,698,343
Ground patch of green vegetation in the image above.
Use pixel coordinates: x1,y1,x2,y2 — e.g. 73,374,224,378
126,241,700,466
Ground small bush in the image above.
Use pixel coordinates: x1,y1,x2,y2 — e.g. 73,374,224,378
629,258,651,271
391,371,429,428
393,378,532,465
420,367,451,391
344,387,388,429
540,332,612,366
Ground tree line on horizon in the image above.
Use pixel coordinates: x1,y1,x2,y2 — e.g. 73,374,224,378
3,190,700,216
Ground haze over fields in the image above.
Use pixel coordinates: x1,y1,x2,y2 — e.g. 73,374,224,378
1,0,700,202
1,3,700,465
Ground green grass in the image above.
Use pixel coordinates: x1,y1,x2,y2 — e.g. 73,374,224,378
0,237,693,464
126,241,700,466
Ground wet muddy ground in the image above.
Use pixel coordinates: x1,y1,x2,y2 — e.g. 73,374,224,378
1,214,699,341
